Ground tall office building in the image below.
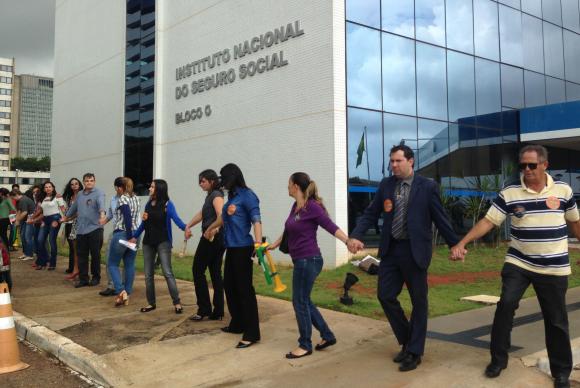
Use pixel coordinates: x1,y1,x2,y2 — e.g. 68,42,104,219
52,0,580,266
11,74,54,159
0,57,14,171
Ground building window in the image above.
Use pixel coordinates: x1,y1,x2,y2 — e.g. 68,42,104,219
0,89,11,95
0,112,10,119
124,0,155,195
0,77,12,84
0,65,13,72
0,124,9,131
0,100,11,107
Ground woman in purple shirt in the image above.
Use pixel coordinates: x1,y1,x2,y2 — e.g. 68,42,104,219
270,172,350,359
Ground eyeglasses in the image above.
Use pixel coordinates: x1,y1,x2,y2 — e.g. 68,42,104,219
518,163,538,170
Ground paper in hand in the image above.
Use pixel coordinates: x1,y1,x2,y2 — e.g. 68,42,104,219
119,239,137,251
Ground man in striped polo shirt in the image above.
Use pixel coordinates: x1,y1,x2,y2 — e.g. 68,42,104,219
451,144,578,388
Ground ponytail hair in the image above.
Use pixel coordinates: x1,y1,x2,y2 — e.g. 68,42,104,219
289,172,326,212
123,177,135,197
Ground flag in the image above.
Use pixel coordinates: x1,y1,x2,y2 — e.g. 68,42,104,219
356,131,365,168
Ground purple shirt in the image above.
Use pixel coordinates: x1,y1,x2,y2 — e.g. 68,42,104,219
285,199,340,260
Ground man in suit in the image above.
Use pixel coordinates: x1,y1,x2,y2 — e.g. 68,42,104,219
348,144,459,371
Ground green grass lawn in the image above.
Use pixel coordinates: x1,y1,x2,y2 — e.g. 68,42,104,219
57,242,580,320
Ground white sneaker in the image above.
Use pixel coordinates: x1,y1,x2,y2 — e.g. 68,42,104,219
17,254,26,259
21,256,34,261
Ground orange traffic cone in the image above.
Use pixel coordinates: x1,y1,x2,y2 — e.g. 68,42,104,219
0,282,29,374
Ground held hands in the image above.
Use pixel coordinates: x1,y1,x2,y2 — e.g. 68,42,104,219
449,244,468,262
98,216,107,226
184,228,192,240
142,211,148,221
347,238,364,254
129,238,137,244
203,227,217,241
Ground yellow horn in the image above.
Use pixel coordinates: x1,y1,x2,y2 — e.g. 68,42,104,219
265,250,287,293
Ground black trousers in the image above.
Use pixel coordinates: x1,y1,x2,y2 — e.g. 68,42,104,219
224,246,260,342
491,263,571,378
377,239,428,356
76,228,104,283
0,218,10,249
0,270,11,292
192,235,225,316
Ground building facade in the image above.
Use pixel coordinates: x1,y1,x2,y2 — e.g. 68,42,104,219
52,0,580,266
12,75,54,159
0,57,14,171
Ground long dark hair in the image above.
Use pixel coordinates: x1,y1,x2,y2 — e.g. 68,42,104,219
151,179,169,206
219,163,247,192
198,169,221,194
38,181,57,202
62,178,83,203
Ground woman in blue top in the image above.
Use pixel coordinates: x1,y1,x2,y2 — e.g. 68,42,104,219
205,163,262,349
131,179,189,314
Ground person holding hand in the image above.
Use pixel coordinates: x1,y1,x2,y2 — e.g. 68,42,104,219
185,169,225,321
204,163,261,349
269,172,348,359
131,179,188,314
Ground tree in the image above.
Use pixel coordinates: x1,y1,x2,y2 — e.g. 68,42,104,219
10,156,50,171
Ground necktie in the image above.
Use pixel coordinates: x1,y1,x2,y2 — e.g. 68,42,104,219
391,182,409,239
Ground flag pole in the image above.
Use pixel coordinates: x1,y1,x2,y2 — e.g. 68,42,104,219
364,126,370,181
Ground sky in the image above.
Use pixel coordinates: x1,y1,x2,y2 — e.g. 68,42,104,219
0,0,55,77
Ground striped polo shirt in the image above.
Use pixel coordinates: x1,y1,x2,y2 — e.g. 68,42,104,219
485,173,579,276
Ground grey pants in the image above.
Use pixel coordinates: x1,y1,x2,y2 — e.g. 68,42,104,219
143,241,181,306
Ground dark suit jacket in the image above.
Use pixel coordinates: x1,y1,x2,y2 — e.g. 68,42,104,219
351,174,458,269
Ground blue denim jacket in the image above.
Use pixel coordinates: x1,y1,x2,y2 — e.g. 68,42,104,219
222,188,261,248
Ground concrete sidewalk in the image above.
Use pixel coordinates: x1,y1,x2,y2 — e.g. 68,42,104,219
7,253,570,387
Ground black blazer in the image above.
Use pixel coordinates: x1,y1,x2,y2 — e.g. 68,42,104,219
351,174,458,269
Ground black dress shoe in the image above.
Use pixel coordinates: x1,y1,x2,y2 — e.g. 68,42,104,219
236,341,255,349
554,376,570,388
221,326,243,334
74,282,90,288
315,338,337,351
99,288,116,296
484,363,506,378
89,278,100,287
393,346,407,363
399,353,421,372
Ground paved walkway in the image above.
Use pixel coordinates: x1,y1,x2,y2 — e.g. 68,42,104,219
7,252,577,387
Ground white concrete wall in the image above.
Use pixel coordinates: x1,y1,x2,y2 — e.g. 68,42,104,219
157,0,348,266
51,0,125,196
51,0,349,267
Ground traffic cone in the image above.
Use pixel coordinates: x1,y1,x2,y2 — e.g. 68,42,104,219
0,282,29,374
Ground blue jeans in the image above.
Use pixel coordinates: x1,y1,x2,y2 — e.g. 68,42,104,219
292,256,335,351
20,223,35,257
107,230,138,294
143,241,181,305
37,215,61,267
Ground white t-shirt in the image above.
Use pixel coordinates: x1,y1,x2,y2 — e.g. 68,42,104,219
41,196,66,217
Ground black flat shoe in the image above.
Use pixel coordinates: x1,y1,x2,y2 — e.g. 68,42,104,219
221,326,243,334
209,313,224,321
189,314,208,321
74,282,89,288
315,338,337,351
140,305,156,313
99,288,116,296
174,306,183,314
47,267,56,271
236,341,255,349
285,349,312,359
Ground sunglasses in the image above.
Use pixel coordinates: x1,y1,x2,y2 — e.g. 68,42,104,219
518,163,538,170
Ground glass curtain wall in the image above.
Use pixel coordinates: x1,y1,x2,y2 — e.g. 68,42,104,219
125,0,155,195
346,0,580,236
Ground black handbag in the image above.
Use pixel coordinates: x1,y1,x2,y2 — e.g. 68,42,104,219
279,229,289,254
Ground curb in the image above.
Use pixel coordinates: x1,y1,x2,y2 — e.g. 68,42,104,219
521,337,580,381
13,311,129,387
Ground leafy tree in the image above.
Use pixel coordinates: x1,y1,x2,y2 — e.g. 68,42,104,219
10,156,50,171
